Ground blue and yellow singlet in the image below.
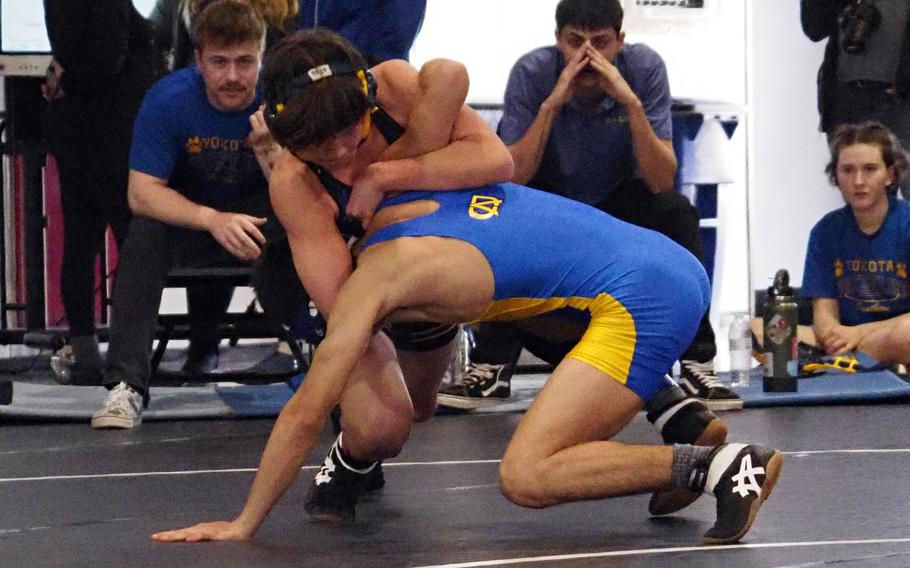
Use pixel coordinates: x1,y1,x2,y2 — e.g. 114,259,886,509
361,183,710,401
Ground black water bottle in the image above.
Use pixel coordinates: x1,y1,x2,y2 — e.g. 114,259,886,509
762,269,799,392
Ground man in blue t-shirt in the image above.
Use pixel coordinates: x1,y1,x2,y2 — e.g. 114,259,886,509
439,0,740,413
92,0,281,429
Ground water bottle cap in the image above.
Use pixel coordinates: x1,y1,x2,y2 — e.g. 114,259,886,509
767,268,794,297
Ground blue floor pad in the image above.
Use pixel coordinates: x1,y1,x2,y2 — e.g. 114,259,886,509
730,368,910,407
0,382,296,421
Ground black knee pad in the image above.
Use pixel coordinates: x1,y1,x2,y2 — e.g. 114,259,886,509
646,384,717,444
386,322,458,352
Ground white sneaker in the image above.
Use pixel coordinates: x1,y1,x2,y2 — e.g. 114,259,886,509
50,346,76,385
91,382,143,429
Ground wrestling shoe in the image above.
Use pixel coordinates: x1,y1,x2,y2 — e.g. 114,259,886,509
646,384,728,516
304,437,377,522
679,360,743,411
364,461,385,493
699,443,783,545
91,382,143,429
436,362,512,410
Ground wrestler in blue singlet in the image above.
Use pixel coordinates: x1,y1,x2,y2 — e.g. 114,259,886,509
361,183,711,402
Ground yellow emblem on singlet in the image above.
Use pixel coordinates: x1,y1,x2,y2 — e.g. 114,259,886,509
468,195,502,220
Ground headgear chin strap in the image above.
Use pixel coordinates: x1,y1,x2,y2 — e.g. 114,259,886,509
265,62,377,133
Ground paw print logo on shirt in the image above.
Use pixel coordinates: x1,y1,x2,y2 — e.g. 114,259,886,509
186,136,203,154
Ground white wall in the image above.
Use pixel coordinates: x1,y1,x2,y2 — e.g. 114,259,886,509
411,0,748,104
410,1,556,104
748,0,842,296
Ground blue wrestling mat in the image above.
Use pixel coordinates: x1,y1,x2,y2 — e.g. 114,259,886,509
730,368,910,407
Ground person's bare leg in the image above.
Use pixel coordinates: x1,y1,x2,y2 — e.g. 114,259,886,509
500,358,674,507
858,317,910,367
499,358,783,544
398,339,456,422
335,332,416,462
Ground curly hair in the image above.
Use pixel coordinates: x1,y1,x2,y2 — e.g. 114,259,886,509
825,121,909,193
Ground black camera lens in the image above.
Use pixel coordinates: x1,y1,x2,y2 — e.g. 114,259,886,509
839,0,881,54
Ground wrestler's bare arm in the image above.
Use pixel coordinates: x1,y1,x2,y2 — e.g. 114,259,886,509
268,152,354,315
355,59,514,193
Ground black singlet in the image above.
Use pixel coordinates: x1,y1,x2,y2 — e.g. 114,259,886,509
305,106,405,240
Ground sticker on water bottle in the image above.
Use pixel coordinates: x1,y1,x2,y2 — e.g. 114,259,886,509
765,313,792,345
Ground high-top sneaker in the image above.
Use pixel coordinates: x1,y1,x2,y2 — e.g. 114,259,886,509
437,362,512,410
679,359,743,411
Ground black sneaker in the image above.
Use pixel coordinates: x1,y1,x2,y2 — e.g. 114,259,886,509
646,385,728,516
701,443,783,545
436,362,511,410
679,360,743,411
304,439,376,522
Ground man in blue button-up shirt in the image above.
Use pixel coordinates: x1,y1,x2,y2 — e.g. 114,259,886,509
439,0,742,415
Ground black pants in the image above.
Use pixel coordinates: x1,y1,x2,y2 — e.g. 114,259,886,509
469,178,717,369
44,94,138,337
103,194,280,394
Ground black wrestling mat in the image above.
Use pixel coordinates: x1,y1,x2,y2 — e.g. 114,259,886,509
2,404,909,567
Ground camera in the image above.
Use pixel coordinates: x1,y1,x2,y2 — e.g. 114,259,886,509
839,0,881,54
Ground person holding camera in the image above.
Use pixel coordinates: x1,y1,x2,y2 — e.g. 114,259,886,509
801,0,910,199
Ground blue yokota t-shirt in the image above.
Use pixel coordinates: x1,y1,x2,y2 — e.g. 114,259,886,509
129,67,267,206
802,195,910,325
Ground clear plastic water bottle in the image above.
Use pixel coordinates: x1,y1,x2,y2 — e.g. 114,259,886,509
728,313,752,388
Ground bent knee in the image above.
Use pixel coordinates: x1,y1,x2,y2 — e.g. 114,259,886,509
342,412,411,459
877,327,910,363
498,457,550,509
411,393,438,423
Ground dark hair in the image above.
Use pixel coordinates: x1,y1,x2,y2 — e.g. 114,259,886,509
261,29,371,150
193,0,266,51
556,0,624,33
825,121,908,192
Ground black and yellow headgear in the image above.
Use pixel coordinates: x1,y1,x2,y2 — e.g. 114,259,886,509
264,62,377,138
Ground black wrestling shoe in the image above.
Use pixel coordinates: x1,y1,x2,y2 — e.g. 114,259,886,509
679,359,743,411
437,362,512,410
304,438,376,522
701,443,783,545
645,384,728,516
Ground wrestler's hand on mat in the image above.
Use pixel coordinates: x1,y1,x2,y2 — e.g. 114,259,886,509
585,45,638,108
205,210,268,261
346,166,385,227
151,520,251,543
